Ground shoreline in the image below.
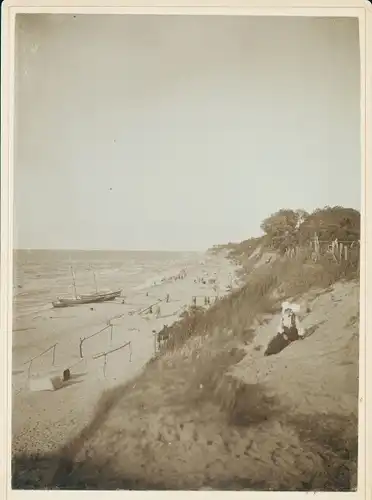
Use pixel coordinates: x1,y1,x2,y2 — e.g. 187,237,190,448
12,248,359,491
12,250,240,457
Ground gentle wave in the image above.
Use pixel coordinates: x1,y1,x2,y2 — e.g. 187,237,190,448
13,250,200,319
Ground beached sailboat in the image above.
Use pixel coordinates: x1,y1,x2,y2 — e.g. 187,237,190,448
52,266,121,308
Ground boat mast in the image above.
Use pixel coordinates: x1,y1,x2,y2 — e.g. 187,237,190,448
70,266,78,298
92,267,98,293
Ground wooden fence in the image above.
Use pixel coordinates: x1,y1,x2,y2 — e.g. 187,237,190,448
285,234,359,262
15,274,236,385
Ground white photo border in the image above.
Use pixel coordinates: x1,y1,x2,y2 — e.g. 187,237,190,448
1,1,370,499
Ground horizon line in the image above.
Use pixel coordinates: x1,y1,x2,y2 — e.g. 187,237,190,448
13,247,208,253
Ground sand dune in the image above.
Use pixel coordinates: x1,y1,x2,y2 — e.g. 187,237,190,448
44,280,357,491
12,251,359,491
12,252,237,458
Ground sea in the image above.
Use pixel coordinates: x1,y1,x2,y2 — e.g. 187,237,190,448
13,249,204,321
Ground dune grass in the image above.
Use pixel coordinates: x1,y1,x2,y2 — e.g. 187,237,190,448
12,250,359,490
158,251,358,354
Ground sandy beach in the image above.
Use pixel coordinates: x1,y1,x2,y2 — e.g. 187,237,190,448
12,250,239,456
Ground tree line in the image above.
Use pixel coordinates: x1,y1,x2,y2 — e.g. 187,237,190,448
214,206,360,257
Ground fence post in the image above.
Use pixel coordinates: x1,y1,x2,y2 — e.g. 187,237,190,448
108,320,113,346
330,239,337,262
314,233,320,261
52,344,57,366
27,360,33,381
103,354,107,378
129,341,132,362
339,242,344,261
345,245,348,261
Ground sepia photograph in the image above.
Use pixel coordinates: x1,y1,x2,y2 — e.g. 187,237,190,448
8,10,363,492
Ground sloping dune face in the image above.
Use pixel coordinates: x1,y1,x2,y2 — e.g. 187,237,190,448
44,280,358,491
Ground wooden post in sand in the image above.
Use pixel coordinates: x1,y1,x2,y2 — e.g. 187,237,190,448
103,354,108,378
344,245,348,261
107,320,114,346
52,344,57,366
79,337,84,358
93,341,132,379
129,341,132,362
27,360,33,381
23,342,59,377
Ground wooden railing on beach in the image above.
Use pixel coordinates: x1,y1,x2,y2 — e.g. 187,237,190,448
14,272,230,388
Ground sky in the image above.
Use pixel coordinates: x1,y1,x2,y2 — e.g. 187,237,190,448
14,15,361,251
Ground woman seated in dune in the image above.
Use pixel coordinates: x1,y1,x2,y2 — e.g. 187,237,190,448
264,302,305,356
278,301,305,342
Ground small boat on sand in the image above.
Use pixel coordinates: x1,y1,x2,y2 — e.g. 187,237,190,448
53,289,121,308
79,290,121,300
52,266,121,308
